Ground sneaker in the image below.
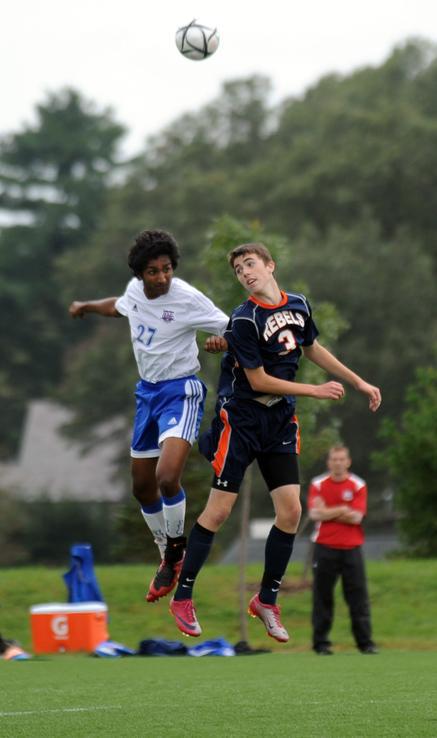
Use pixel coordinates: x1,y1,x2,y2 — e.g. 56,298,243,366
314,646,334,655
359,644,379,654
145,557,184,602
169,597,202,637
248,594,289,643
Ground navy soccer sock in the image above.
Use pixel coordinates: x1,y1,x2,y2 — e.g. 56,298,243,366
173,522,215,601
259,525,295,605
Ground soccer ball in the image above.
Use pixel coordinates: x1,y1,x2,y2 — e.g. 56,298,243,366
175,20,220,61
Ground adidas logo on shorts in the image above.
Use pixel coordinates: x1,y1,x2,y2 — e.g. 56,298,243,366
168,417,178,426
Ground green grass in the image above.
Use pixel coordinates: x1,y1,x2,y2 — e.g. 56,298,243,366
1,559,437,652
1,561,437,737
1,652,437,737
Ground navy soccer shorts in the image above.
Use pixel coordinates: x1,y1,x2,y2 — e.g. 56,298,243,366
198,397,300,492
131,375,206,458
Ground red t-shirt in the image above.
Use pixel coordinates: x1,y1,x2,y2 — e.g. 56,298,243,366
307,472,367,548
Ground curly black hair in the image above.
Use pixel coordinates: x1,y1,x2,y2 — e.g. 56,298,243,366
128,229,180,277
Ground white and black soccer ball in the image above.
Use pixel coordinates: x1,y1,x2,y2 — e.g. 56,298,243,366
175,20,220,61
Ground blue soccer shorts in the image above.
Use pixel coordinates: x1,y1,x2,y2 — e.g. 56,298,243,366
198,397,300,492
131,375,207,458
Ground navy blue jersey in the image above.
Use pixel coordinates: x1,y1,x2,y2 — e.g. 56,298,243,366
218,290,319,404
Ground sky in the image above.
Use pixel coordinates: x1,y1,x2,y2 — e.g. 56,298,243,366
3,0,437,156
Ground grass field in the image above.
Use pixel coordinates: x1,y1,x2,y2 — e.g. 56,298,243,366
1,561,437,737
1,652,437,737
1,560,437,652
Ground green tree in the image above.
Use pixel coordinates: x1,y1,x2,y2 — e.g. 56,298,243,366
375,365,437,555
262,39,437,248
0,89,125,455
123,75,273,249
286,217,437,477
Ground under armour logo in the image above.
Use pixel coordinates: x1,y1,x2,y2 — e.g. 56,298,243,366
216,478,228,487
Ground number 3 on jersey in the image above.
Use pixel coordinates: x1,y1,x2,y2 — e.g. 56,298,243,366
278,329,296,352
135,324,156,346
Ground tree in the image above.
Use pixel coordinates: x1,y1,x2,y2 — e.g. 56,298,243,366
124,76,273,249
0,89,125,455
286,217,437,478
375,364,437,555
265,39,437,248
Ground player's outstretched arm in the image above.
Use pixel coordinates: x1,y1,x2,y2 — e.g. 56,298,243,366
69,298,121,319
243,366,345,401
303,340,381,412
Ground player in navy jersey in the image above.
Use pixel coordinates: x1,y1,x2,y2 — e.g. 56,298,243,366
170,242,381,641
69,230,228,602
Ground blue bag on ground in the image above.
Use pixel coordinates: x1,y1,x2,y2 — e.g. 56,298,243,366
138,638,188,656
94,640,136,658
188,638,235,657
63,543,105,603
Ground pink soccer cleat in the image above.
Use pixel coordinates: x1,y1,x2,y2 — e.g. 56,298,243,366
169,597,202,637
248,594,289,643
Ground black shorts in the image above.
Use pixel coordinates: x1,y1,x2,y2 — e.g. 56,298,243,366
198,397,300,493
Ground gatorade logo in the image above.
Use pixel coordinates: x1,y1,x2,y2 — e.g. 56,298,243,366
51,615,69,639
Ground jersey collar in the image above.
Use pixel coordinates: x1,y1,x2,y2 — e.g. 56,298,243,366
249,290,288,309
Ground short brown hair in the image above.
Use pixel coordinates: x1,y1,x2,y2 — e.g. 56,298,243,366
227,242,273,269
328,444,351,458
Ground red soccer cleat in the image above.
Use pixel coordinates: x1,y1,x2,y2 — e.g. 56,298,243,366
169,597,202,637
145,557,184,602
248,594,289,643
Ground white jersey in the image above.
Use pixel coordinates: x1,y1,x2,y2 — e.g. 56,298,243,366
115,277,228,383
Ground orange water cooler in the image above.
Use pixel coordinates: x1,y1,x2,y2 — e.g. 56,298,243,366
30,602,108,654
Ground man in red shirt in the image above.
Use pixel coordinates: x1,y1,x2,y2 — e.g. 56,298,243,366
307,445,378,655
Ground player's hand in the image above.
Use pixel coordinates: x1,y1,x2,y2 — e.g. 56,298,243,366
312,496,326,509
356,380,382,412
69,301,87,318
313,381,345,400
204,336,228,353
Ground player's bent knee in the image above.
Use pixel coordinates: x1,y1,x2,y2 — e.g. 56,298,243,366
155,468,183,496
132,485,158,506
199,504,232,531
277,502,302,531
156,477,181,498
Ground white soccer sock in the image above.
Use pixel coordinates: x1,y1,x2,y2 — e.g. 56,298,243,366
141,502,167,559
162,489,186,539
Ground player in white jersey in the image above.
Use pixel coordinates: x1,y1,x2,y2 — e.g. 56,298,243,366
69,230,228,601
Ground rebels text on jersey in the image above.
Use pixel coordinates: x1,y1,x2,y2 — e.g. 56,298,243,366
218,290,319,404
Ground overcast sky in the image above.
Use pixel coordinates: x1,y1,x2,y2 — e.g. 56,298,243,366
3,0,437,156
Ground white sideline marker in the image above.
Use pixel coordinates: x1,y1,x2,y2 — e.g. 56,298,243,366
0,705,121,718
